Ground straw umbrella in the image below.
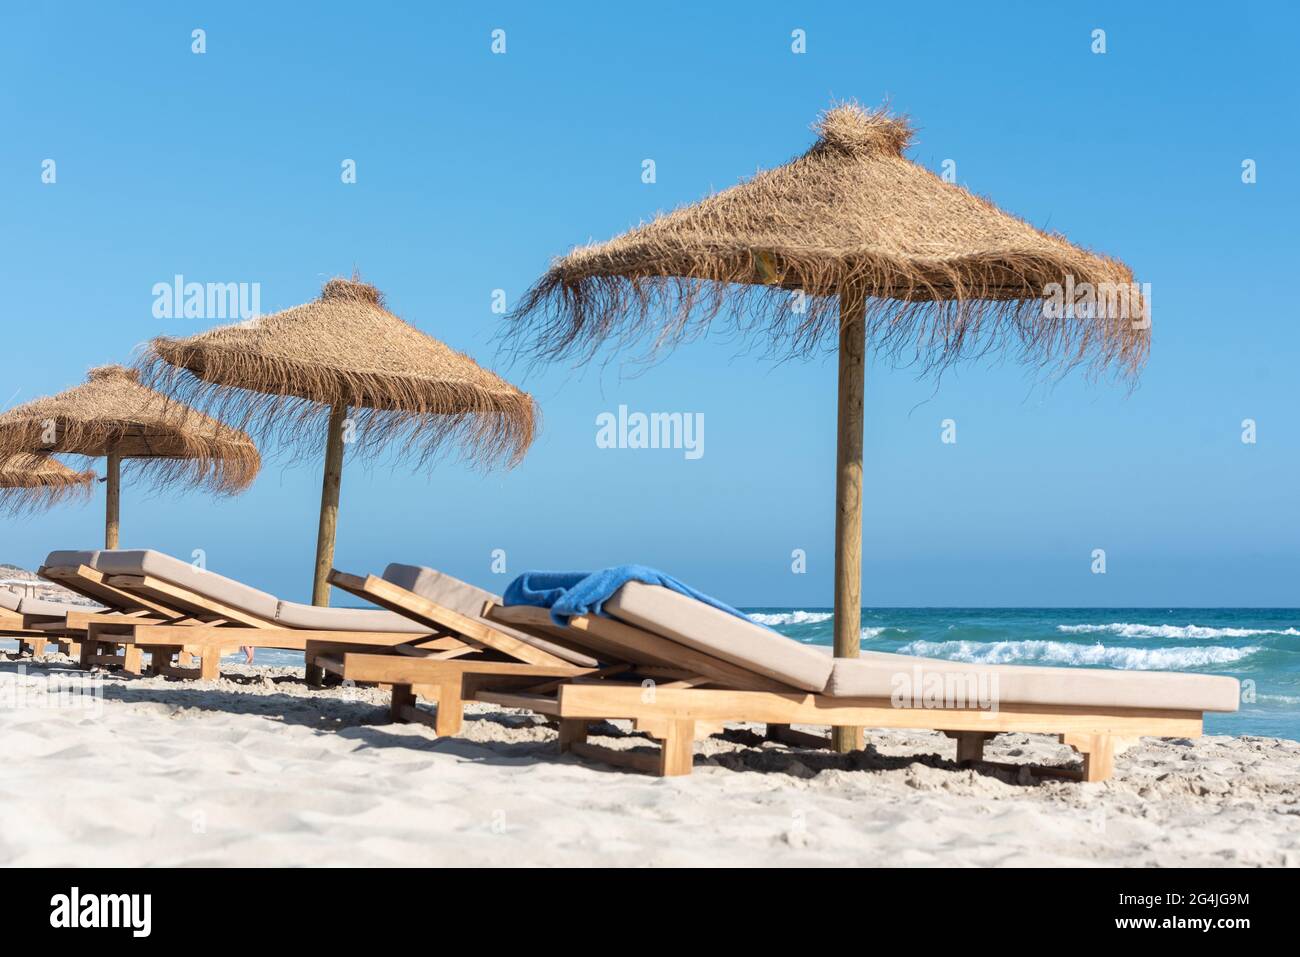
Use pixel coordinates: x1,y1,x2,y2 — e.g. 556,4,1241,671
0,366,260,546
139,277,536,606
507,103,1149,752
0,453,96,515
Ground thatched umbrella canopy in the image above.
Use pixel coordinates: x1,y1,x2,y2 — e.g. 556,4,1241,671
0,453,96,515
508,103,1149,752
140,277,537,606
0,366,260,546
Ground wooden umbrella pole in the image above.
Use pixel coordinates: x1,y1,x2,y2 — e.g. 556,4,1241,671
105,451,122,549
312,403,348,607
832,283,866,754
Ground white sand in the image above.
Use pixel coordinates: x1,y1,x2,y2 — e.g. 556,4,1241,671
3,652,1298,867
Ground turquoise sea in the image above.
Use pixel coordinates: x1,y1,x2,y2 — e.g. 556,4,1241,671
744,608,1298,740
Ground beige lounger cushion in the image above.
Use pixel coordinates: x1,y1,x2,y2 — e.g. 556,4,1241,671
0,590,21,612
603,582,833,692
382,564,598,667
17,596,105,617
826,650,1241,712
273,600,430,634
43,549,102,570
94,549,280,621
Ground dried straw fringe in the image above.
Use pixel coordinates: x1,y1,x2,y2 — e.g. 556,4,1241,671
138,346,536,472
0,365,259,497
0,415,259,496
0,481,93,515
0,463,96,516
507,247,1147,383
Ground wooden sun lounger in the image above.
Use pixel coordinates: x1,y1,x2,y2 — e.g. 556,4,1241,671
34,562,208,669
476,602,1232,781
88,571,435,680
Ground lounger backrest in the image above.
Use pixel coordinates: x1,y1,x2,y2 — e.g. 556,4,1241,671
381,563,598,667
41,548,155,612
0,589,21,612
273,599,431,634
43,549,102,570
603,582,834,693
95,549,280,621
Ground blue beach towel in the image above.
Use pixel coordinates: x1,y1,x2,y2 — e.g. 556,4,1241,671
503,564,760,628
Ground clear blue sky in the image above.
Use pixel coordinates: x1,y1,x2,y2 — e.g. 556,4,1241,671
2,2,1296,607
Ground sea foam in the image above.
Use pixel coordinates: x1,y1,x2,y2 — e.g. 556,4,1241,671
747,611,899,641
747,610,832,627
898,639,1259,670
1057,622,1298,640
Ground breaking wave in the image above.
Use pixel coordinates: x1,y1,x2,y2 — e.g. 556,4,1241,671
1057,623,1298,640
748,610,832,627
897,639,1259,670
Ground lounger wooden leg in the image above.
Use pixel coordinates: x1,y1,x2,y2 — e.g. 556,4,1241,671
178,650,193,667
122,645,143,675
955,733,986,764
560,720,694,777
64,641,81,660
657,719,696,777
199,649,221,680
390,684,416,722
79,639,95,669
766,724,831,750
944,730,994,764
1061,733,1115,782
305,660,324,687
434,679,463,737
557,719,589,752
28,638,46,659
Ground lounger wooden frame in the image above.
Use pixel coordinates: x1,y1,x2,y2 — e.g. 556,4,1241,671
477,680,1200,780
332,652,608,735
1,607,52,645
13,609,163,661
87,621,435,680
